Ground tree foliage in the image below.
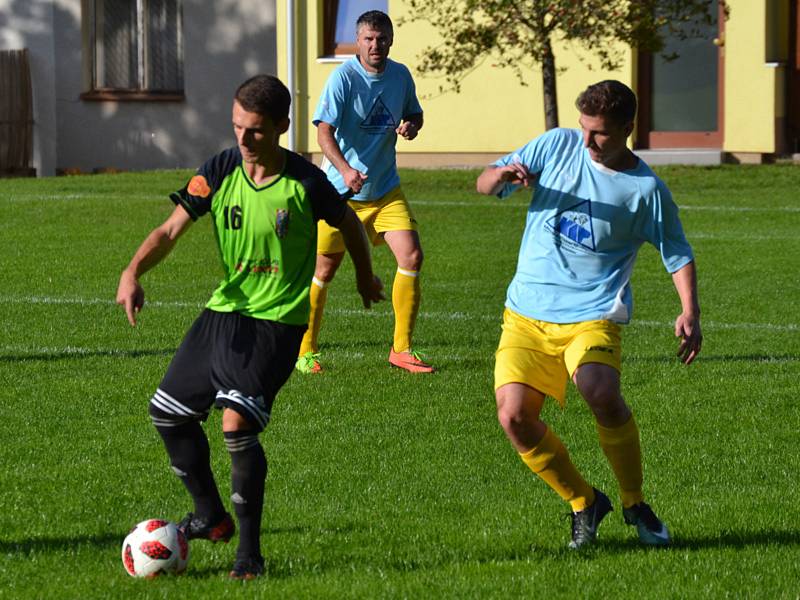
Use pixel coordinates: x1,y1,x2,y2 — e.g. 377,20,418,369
400,0,728,129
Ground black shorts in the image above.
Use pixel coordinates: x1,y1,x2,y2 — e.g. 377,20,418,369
150,309,305,432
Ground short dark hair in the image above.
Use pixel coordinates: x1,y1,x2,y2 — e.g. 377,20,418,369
356,10,393,34
575,80,637,125
234,75,291,123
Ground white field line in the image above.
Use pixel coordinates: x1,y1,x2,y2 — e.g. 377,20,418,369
409,200,800,212
3,295,799,332
689,233,798,241
2,193,165,203
2,193,798,213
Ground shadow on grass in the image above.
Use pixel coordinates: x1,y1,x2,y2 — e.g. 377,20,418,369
0,532,123,554
549,528,800,558
0,348,174,363
624,353,800,365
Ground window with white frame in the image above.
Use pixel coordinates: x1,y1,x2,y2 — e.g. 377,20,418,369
88,0,183,96
323,0,388,56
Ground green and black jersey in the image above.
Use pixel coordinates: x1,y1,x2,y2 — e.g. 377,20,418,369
171,147,347,325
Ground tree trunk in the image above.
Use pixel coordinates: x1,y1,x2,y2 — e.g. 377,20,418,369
542,38,559,130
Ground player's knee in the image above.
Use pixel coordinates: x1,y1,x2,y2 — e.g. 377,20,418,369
411,246,424,270
315,253,344,281
495,391,525,433
580,384,628,422
216,390,270,432
222,406,257,433
399,246,423,271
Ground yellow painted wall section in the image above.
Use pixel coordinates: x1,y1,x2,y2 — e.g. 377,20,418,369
279,0,779,155
279,1,633,155
724,0,776,153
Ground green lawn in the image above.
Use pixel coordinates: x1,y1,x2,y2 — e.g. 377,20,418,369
0,165,798,598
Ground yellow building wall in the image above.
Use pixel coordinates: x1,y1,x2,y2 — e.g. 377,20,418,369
277,0,633,158
278,0,780,157
724,0,778,153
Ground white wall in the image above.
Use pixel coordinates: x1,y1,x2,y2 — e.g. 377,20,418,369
1,0,278,176
0,0,58,175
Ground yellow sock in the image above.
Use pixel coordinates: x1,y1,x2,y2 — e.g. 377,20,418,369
596,415,644,508
299,277,328,356
391,268,420,353
519,428,595,512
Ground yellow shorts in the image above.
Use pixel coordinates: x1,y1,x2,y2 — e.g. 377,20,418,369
494,308,622,405
317,186,418,254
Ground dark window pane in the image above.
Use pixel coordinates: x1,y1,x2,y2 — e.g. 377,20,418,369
334,0,388,47
652,0,719,132
97,0,137,88
147,0,183,90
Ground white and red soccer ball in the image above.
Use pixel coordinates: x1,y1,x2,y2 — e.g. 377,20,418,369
121,519,189,578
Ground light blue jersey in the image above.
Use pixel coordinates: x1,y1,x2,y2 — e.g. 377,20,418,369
313,57,422,200
495,128,693,324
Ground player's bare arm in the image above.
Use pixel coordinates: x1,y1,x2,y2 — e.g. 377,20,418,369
476,163,533,196
116,205,194,326
396,112,423,140
336,207,385,308
671,261,702,365
317,121,367,193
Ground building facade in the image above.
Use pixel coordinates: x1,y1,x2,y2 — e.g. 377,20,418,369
0,0,278,176
277,0,800,166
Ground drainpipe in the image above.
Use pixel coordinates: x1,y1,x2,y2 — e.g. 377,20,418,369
286,0,296,151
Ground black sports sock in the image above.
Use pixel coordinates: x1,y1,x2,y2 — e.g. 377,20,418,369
155,421,226,520
224,430,267,559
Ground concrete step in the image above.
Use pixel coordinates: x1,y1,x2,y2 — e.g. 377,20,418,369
634,149,724,166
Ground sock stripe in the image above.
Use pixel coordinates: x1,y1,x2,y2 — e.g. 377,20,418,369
312,276,328,288
396,267,418,277
224,434,260,453
150,415,195,428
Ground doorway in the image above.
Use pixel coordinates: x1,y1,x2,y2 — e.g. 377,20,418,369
636,1,725,149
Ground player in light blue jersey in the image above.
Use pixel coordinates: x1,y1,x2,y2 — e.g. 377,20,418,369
477,80,703,550
296,10,434,374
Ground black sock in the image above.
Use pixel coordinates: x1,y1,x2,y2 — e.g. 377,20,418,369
155,421,225,520
224,430,267,559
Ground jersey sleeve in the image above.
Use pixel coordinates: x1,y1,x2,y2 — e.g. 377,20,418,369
305,167,349,227
312,66,348,129
401,65,423,119
492,128,567,199
170,148,240,220
639,180,695,273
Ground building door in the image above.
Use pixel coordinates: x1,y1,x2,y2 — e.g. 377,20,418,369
636,1,725,149
788,0,800,154
0,49,34,176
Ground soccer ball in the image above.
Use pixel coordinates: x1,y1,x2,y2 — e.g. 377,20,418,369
121,519,189,578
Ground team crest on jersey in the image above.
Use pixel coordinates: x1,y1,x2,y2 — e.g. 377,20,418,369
545,199,596,252
187,175,211,198
361,97,396,133
275,209,290,238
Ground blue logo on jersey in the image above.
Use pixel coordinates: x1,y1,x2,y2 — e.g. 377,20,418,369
361,96,396,133
275,209,289,238
545,199,596,251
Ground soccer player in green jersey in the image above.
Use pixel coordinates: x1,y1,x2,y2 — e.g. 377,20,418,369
116,75,383,579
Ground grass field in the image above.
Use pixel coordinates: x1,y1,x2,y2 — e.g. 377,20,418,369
0,164,799,598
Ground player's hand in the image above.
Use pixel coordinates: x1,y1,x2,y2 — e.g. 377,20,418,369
357,274,385,309
343,168,367,194
675,313,702,365
396,120,419,141
500,162,534,187
116,269,145,327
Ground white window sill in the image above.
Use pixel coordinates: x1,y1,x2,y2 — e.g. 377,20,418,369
316,55,354,64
